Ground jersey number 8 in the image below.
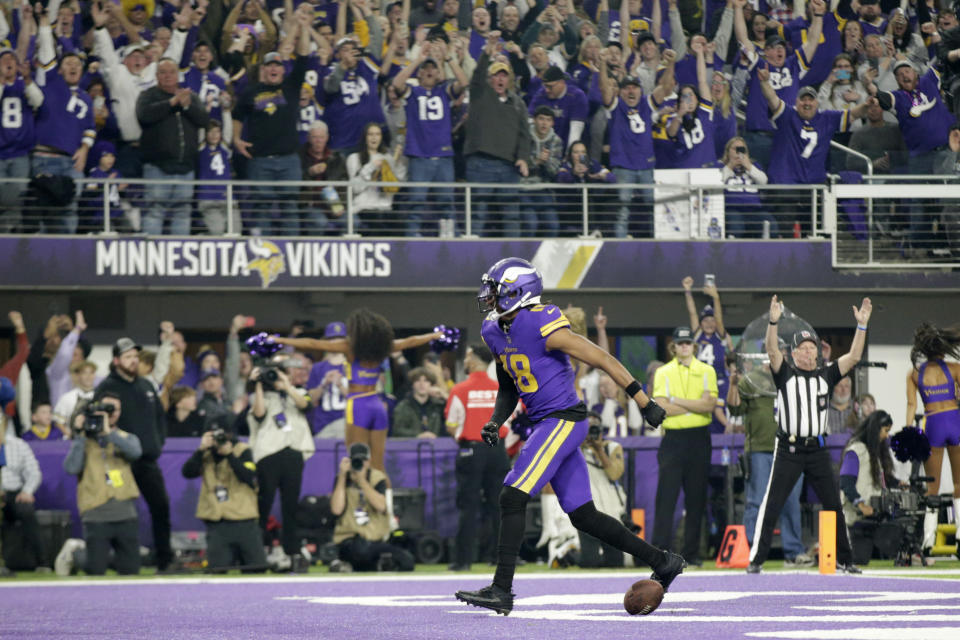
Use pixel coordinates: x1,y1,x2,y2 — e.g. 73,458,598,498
500,354,539,392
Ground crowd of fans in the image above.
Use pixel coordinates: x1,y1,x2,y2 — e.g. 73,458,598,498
0,0,958,239
0,274,902,575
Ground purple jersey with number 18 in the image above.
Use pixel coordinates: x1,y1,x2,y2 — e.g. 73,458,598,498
480,304,580,422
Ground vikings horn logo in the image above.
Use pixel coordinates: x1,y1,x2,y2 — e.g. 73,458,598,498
247,238,286,288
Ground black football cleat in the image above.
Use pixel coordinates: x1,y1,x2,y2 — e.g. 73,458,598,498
650,551,686,592
837,562,862,575
455,583,515,616
746,563,762,574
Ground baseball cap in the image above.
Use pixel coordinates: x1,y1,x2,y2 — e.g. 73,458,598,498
542,66,565,83
765,35,787,49
893,59,914,74
619,76,641,88
324,321,347,339
673,326,694,344
420,57,440,68
112,337,142,358
487,60,511,75
634,30,656,47
349,442,371,461
121,43,147,60
200,369,222,381
0,47,16,60
797,86,818,100
792,329,818,349
263,52,284,65
699,304,715,319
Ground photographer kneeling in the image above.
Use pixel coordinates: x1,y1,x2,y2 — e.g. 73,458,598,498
578,414,629,567
840,410,899,565
63,392,142,575
181,427,267,572
329,443,414,572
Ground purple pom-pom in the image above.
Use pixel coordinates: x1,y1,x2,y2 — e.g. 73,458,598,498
430,324,461,353
245,332,284,359
890,426,931,463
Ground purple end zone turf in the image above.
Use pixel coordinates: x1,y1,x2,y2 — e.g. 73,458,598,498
2,572,959,639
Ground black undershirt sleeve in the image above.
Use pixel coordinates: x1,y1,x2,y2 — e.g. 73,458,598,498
490,361,520,426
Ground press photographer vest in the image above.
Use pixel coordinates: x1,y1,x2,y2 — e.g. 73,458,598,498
841,441,883,525
195,442,259,522
333,468,390,544
77,433,140,515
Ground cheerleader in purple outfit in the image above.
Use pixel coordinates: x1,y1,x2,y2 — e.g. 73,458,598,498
906,322,960,551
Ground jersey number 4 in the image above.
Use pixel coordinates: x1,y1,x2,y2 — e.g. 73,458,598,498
499,354,539,392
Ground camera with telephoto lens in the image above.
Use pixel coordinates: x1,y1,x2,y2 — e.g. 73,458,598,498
82,402,116,437
866,476,943,565
869,477,943,519
209,428,229,448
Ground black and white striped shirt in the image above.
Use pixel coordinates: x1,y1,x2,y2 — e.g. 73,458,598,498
772,361,843,438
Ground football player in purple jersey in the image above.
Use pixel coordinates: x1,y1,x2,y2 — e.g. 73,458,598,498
455,258,683,616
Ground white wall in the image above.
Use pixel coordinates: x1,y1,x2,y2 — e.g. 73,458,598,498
868,344,954,494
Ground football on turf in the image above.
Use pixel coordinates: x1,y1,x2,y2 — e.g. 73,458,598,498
623,579,664,615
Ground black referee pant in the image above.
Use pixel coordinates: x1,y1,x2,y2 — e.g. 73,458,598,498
453,441,510,566
749,437,852,565
652,426,712,561
131,458,173,570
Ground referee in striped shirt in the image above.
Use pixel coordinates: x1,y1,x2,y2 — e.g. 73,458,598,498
747,294,873,574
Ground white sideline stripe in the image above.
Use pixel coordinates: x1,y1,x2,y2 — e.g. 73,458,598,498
744,629,960,640
793,605,960,612
3,568,960,588
500,612,960,623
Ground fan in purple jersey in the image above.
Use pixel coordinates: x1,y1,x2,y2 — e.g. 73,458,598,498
682,275,735,433
33,9,96,235
391,40,469,236
865,58,954,253
758,67,872,234
196,119,240,235
841,0,887,37
0,48,41,233
670,0,735,91
322,3,387,152
181,42,229,124
666,40,718,169
455,258,682,616
783,2,846,87
528,65,589,150
600,46,674,238
735,0,824,169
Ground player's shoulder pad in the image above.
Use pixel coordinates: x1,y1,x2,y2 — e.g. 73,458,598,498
524,304,570,338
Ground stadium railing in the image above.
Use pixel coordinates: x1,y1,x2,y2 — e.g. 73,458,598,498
1,175,956,266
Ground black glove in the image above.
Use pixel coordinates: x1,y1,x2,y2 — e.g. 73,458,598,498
481,421,500,446
641,400,666,427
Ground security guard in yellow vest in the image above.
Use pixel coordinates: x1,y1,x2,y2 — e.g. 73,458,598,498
181,427,268,572
330,443,415,572
650,326,718,567
63,392,142,575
